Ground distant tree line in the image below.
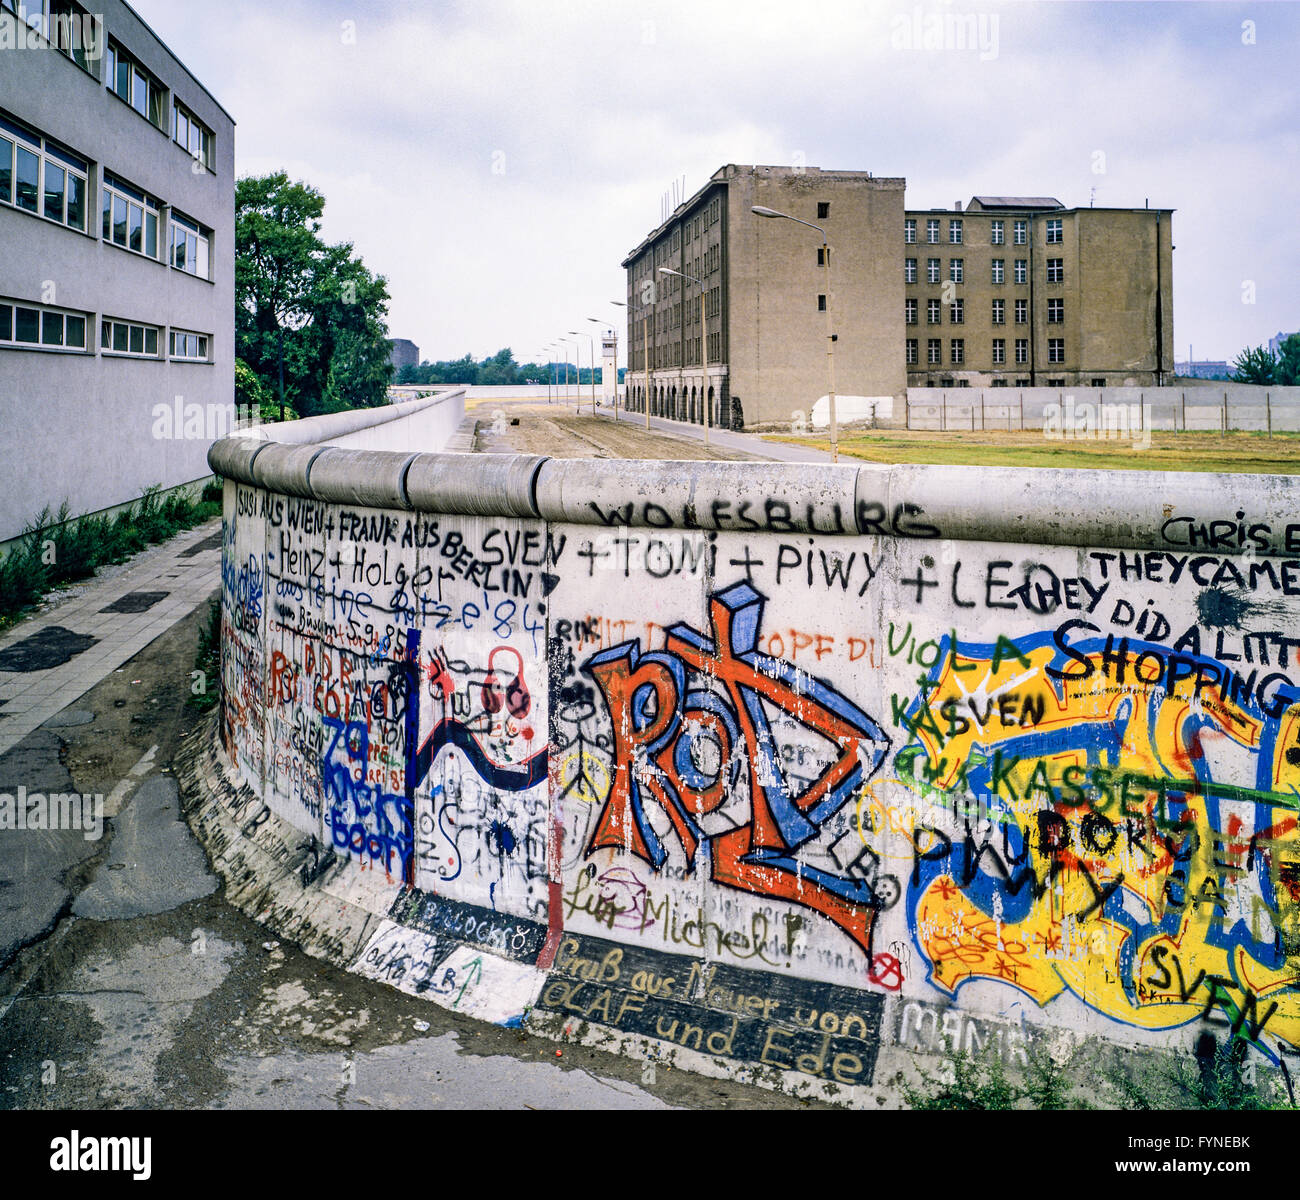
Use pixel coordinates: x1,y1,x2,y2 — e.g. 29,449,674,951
1233,334,1300,386
397,348,624,387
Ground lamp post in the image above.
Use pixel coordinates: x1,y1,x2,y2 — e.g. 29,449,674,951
658,266,709,448
633,282,654,430
752,204,839,462
542,343,555,403
587,316,617,418
571,328,597,417
608,300,626,419
559,338,574,405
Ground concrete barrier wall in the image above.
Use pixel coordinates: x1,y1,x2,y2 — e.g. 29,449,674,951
905,385,1300,435
207,436,1300,1101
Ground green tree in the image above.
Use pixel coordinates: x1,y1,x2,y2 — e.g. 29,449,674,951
1232,344,1277,385
1276,334,1300,387
236,172,393,418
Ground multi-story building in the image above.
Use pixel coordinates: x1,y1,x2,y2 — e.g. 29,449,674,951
621,165,906,429
904,197,1173,389
622,169,1173,427
0,0,235,545
387,338,419,373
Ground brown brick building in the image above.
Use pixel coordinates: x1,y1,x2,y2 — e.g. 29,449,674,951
621,167,1173,428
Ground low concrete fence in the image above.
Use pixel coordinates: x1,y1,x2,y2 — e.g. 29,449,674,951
906,385,1300,435
197,426,1300,1103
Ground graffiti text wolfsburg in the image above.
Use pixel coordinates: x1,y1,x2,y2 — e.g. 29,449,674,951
0,786,104,840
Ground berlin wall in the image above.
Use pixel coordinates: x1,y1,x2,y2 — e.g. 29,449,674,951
202,429,1300,1103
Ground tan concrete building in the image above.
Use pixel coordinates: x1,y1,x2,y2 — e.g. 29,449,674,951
622,170,1174,427
622,165,906,428
904,197,1174,389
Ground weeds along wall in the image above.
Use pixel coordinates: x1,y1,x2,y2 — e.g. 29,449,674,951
209,431,1300,1099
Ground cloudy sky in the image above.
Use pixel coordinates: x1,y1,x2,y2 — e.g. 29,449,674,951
131,0,1298,366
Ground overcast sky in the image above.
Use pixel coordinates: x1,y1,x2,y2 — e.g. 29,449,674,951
131,0,1298,366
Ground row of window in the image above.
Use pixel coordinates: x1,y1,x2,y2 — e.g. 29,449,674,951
0,116,88,231
1,2,218,172
923,378,1085,387
0,115,214,279
906,338,1067,365
907,297,1064,325
2,0,96,70
904,216,1064,245
0,298,212,361
105,40,216,170
905,257,1064,285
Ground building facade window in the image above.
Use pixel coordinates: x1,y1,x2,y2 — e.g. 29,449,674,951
1014,259,1028,284
169,211,210,279
1047,258,1064,283
990,220,1004,245
817,294,826,311
1015,299,1028,323
816,201,829,219
950,259,963,283
172,100,214,171
992,338,1006,364
1091,378,1106,387
0,297,88,350
950,339,964,364
169,329,210,361
991,299,1005,325
1048,298,1064,323
991,258,1004,284
905,257,917,284
106,41,167,130
1048,338,1065,363
1046,218,1063,244
1015,338,1028,364
927,258,940,283
949,299,964,324
101,317,160,357
906,338,918,364
1014,219,1027,245
949,218,962,243
927,299,941,324
905,298,918,324
904,218,916,243
0,116,87,232
926,218,940,243
102,173,160,259
927,338,941,364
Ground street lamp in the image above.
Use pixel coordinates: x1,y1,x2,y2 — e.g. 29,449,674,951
658,266,709,447
559,337,575,405
538,350,553,403
572,328,597,416
752,204,839,462
632,281,655,430
608,300,626,419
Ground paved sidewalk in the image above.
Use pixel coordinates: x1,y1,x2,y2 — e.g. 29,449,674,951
0,519,222,758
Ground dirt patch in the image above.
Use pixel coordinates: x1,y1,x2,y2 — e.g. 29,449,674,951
475,405,763,462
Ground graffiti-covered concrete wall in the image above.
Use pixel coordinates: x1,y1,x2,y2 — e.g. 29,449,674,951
205,433,1300,1103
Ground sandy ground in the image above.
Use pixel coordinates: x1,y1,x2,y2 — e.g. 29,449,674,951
471,403,763,461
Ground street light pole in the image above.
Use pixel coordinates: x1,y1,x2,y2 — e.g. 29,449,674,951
659,266,709,448
608,300,626,420
752,205,839,463
575,327,597,417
